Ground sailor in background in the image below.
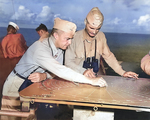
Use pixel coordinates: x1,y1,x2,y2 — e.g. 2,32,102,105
1,22,28,58
36,23,50,41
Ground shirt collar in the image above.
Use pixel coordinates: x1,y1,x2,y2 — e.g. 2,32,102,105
82,29,97,42
49,36,60,56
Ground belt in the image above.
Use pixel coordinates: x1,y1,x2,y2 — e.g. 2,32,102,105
13,69,26,80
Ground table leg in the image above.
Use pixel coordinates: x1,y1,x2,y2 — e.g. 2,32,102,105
21,101,30,112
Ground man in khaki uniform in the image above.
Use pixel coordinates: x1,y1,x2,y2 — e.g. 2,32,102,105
65,7,138,79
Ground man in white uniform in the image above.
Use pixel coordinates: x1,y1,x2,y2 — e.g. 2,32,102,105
1,17,107,120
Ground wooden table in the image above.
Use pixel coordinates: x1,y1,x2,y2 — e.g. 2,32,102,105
19,75,150,119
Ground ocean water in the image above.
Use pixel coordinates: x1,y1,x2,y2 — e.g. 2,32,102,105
105,32,150,62
0,27,150,62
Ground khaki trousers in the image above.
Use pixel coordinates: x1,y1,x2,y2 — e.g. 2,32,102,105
1,71,25,120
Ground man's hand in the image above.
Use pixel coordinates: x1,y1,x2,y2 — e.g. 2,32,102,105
90,77,107,87
83,69,96,78
123,71,139,79
28,72,47,82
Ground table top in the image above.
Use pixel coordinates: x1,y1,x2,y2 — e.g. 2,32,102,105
19,75,150,112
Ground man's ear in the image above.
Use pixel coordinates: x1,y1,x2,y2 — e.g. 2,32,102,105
15,29,17,34
53,32,58,39
41,30,43,34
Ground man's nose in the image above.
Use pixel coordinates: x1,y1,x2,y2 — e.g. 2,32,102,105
68,40,71,45
92,29,96,34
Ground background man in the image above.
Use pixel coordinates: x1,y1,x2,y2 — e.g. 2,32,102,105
36,23,49,41
65,7,138,79
1,22,28,58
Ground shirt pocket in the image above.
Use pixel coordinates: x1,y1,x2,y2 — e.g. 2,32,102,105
76,49,84,59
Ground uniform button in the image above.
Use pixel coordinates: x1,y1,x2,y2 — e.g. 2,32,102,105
55,55,58,58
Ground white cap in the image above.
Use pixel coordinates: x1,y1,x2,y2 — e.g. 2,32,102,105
9,22,19,31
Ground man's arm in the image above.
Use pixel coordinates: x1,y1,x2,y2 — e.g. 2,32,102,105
100,32,126,76
100,32,138,78
33,45,106,86
141,53,150,75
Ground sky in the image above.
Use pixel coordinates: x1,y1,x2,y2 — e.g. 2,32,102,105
0,0,150,34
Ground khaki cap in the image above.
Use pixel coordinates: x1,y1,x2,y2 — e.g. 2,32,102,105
9,22,19,31
85,7,104,27
53,17,77,35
